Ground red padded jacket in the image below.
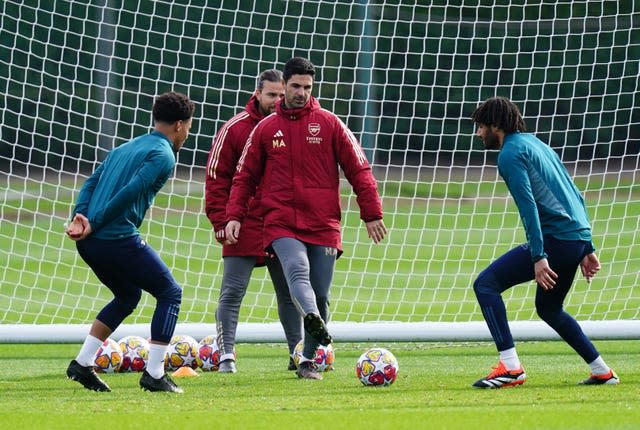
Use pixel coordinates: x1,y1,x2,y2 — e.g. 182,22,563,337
205,95,268,260
227,96,383,255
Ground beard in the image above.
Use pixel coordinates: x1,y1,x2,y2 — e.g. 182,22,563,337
481,130,501,150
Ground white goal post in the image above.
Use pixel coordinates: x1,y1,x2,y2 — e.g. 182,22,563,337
2,320,640,344
1,1,638,343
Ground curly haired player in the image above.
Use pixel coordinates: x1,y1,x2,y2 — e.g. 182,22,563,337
470,96,618,388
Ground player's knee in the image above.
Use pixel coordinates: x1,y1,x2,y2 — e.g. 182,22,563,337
98,295,140,328
119,300,138,316
287,265,309,285
158,283,182,306
473,271,497,297
170,285,182,305
117,291,142,316
220,285,247,301
536,304,563,324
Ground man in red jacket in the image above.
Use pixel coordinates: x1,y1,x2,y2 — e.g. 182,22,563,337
226,57,387,380
205,69,302,373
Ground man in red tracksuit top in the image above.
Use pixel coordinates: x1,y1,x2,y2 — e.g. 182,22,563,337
226,57,387,380
205,69,302,374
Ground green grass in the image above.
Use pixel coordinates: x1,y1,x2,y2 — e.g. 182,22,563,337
1,175,639,428
1,175,639,325
1,341,639,429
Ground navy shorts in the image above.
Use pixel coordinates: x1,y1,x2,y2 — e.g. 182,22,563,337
76,235,181,304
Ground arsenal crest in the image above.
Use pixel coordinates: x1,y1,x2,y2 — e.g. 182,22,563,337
308,123,320,136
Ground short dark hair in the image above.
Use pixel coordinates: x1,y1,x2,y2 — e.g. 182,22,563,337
257,69,283,90
152,92,195,124
471,96,526,134
282,57,315,82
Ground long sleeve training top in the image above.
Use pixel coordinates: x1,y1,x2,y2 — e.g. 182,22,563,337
72,131,176,239
498,132,593,262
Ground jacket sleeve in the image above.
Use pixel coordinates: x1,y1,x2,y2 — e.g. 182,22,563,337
333,116,383,222
226,127,265,222
205,125,242,232
499,150,547,262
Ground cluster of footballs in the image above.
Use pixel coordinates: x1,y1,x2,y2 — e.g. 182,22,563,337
94,335,399,386
93,334,222,374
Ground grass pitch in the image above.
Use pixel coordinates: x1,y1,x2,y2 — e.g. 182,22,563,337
1,174,638,429
1,175,639,326
1,340,638,430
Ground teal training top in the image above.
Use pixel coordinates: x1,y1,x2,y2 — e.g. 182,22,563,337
72,131,176,240
498,132,593,262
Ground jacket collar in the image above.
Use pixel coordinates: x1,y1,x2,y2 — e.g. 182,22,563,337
244,93,266,122
276,96,319,120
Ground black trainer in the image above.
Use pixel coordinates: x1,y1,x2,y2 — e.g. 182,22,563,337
66,359,111,392
139,370,184,393
296,361,322,380
303,313,332,346
288,357,297,371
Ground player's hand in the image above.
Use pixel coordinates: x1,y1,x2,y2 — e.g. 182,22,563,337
534,258,557,291
65,213,92,241
365,219,387,244
580,252,601,283
224,220,241,245
215,228,231,245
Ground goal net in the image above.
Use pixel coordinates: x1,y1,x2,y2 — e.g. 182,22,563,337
1,1,638,342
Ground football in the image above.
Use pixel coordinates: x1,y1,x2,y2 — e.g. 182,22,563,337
164,334,199,370
196,334,221,371
93,338,123,373
355,347,399,386
292,340,335,372
117,335,149,372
